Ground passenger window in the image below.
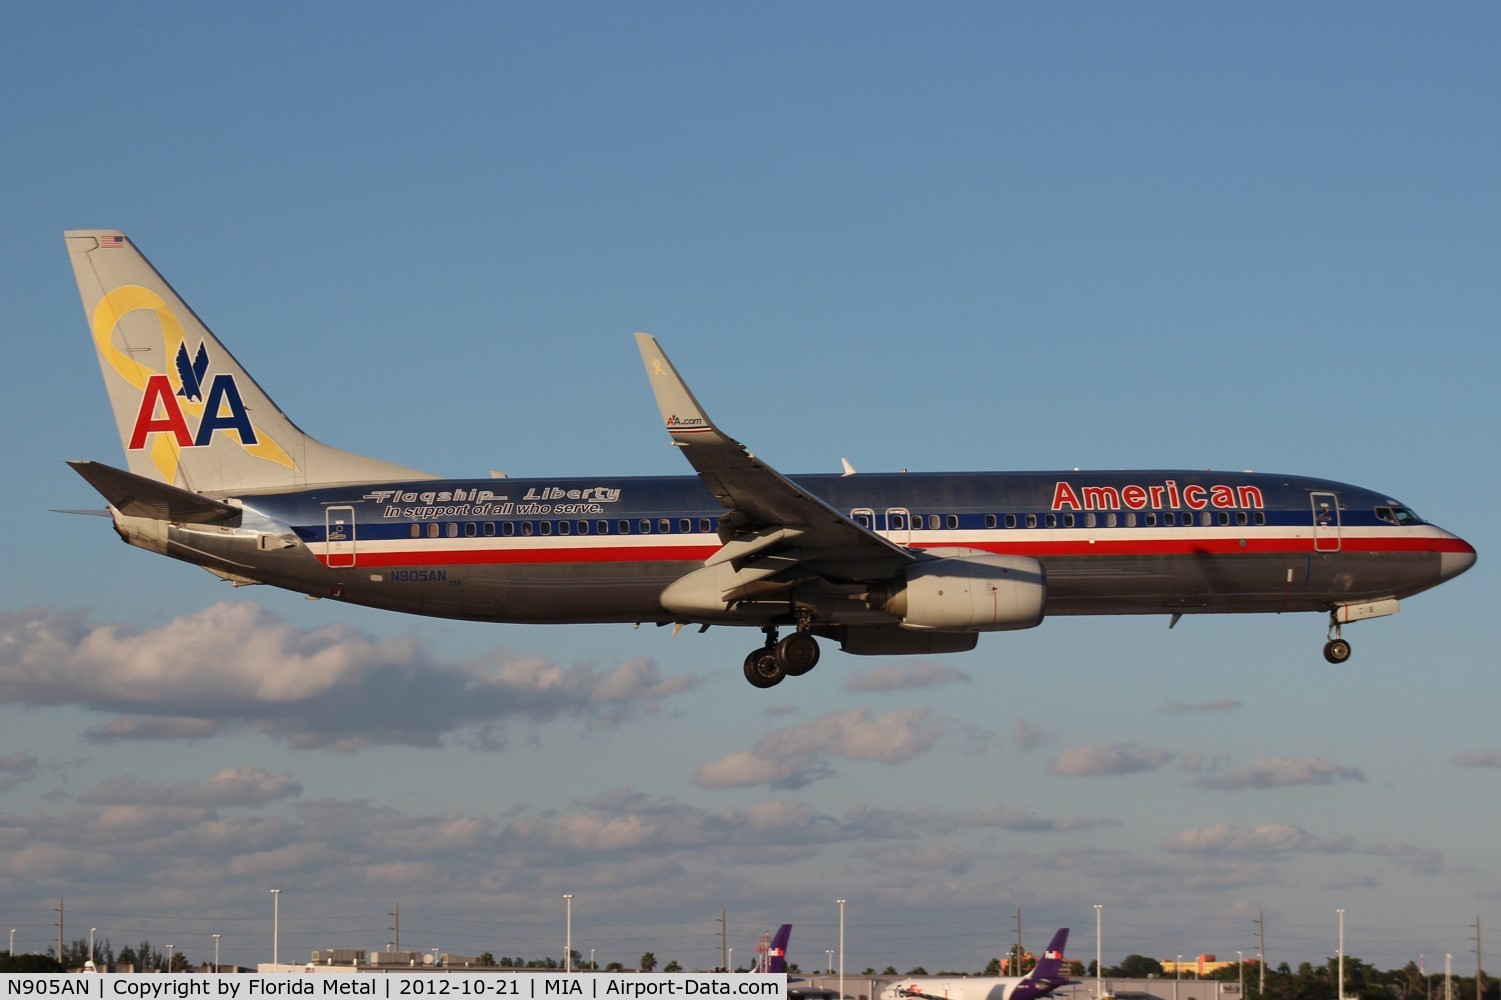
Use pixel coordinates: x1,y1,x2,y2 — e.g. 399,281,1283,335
929,514,941,530
464,522,477,537
540,521,552,535
1106,513,1118,528
1201,512,1213,527
1218,512,1231,526
618,520,631,534
557,520,571,535
659,518,671,534
985,514,997,529
890,513,906,530
1005,514,1017,528
1086,513,1097,528
1254,512,1265,526
483,522,496,537
1064,513,1075,528
1144,513,1157,527
1124,513,1137,528
639,519,651,533
1163,512,1175,527
855,512,872,528
679,518,692,533
946,514,958,529
1236,511,1248,526
521,521,533,536
576,520,589,535
1025,513,1038,528
1045,513,1057,528
597,520,610,534
410,524,421,539
699,517,712,533
427,523,440,538
502,522,515,537
445,523,458,538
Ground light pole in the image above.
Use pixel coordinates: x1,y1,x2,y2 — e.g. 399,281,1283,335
214,934,221,973
1176,955,1182,1000
165,945,173,974
1094,905,1103,999
89,928,96,967
837,900,847,1000
9,928,14,957
728,948,734,972
827,950,835,974
1238,951,1244,998
270,889,281,968
591,949,596,972
1340,911,1349,998
564,895,574,973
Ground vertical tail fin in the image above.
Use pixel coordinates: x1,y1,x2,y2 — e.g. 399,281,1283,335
765,924,793,974
64,230,435,492
1013,928,1073,1000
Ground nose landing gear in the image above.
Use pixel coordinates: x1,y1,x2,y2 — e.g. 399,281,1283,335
1323,613,1352,664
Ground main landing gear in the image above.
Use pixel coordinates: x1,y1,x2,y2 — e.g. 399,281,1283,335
742,625,821,688
1323,613,1352,664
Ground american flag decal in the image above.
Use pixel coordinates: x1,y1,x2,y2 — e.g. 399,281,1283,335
99,235,124,248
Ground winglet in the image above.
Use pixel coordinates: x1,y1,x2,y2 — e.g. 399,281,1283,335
634,333,736,447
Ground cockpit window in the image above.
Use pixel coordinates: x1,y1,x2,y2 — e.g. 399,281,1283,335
1375,504,1422,525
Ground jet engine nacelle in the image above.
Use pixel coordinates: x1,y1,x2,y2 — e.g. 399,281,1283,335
881,550,1046,632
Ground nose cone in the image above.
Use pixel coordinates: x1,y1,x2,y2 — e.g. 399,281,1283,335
1440,538,1477,582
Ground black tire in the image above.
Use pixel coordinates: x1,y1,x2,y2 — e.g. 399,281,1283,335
1323,638,1352,664
743,647,785,688
776,632,821,677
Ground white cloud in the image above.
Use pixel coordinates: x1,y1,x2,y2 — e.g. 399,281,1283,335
79,768,303,807
0,604,700,750
0,751,40,791
844,662,970,692
1452,748,1501,768
1164,822,1356,855
1194,755,1365,790
1046,742,1174,776
692,707,943,789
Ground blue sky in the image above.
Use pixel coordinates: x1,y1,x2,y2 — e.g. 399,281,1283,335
2,1,1497,975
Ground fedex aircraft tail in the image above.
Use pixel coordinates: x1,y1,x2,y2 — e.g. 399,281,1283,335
1013,928,1073,1000
64,230,435,493
765,924,793,974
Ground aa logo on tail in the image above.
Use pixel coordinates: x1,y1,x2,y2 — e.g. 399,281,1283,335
130,341,259,449
92,284,294,482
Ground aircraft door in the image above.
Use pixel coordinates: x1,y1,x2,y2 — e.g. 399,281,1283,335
325,505,357,567
1311,492,1341,552
885,507,912,546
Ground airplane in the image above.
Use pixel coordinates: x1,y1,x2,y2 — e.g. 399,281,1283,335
882,928,1076,1000
752,924,837,1000
63,230,1476,688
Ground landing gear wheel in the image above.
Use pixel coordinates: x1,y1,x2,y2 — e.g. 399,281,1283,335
1323,638,1352,664
776,632,821,676
743,647,785,688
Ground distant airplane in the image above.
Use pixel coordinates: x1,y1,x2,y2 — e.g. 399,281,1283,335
64,230,1476,687
753,924,837,1000
882,928,1077,1000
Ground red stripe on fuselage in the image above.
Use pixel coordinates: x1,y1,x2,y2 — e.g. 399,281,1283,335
312,533,1469,568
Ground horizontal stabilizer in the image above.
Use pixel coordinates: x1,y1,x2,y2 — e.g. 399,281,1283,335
67,460,241,524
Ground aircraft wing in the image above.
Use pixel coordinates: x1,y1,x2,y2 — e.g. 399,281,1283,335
635,333,915,583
